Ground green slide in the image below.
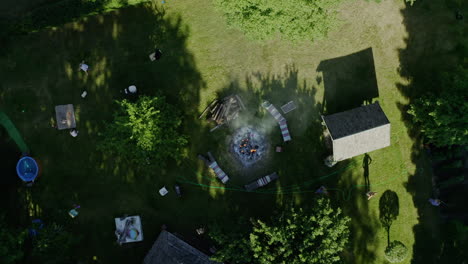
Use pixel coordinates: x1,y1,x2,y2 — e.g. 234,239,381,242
0,111,29,153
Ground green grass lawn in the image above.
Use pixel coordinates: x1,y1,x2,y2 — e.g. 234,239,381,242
1,0,462,263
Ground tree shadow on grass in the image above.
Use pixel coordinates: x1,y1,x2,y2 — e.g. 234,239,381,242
317,48,379,115
379,190,399,246
0,3,208,263
396,0,467,262
336,161,380,264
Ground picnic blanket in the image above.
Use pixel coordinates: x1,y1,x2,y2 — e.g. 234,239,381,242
262,101,291,142
115,216,144,244
55,104,76,130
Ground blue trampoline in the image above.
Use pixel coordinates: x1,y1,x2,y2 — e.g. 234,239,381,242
16,156,39,182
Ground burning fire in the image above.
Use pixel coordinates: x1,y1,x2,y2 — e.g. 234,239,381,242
232,127,266,167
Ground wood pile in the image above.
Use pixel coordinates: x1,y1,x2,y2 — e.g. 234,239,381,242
199,95,245,130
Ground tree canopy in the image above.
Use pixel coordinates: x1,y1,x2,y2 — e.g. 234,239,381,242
210,198,350,264
384,240,408,263
214,0,342,42
408,66,468,147
99,96,187,166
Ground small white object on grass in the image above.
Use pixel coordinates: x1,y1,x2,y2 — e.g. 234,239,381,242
79,62,89,73
70,129,79,137
81,91,87,98
128,85,137,93
159,187,169,196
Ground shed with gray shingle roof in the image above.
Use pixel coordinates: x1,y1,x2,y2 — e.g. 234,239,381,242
322,102,390,162
143,230,220,264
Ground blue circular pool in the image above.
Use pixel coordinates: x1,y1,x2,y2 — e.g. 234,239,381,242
16,156,39,182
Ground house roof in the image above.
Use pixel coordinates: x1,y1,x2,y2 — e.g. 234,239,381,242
322,102,391,161
322,102,390,140
143,230,219,264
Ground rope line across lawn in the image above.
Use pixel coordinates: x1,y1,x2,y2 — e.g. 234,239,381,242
178,159,407,197
177,160,359,194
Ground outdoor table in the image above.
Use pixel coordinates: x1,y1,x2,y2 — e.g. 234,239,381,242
55,104,76,130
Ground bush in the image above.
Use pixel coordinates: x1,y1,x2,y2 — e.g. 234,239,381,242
98,96,188,168
385,241,408,263
408,66,468,147
215,0,342,42
211,198,351,264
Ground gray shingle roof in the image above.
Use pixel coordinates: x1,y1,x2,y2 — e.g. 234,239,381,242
322,102,391,161
322,102,390,140
143,231,219,264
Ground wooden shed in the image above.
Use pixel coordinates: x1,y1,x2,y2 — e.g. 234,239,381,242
322,102,391,162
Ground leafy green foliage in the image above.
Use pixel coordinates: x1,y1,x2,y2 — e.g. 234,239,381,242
384,240,408,263
99,96,187,166
408,66,468,147
210,198,351,264
31,223,80,264
209,218,254,264
214,0,342,42
0,215,26,264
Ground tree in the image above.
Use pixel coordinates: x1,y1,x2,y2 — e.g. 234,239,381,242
0,215,26,264
99,96,187,166
214,0,342,42
384,240,408,263
408,66,468,147
209,218,254,264
210,198,351,264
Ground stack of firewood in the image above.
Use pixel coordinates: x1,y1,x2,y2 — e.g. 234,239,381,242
199,95,245,130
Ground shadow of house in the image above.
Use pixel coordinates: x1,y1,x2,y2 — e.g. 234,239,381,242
317,48,379,115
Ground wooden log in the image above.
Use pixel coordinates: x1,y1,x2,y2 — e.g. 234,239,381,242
210,124,223,132
219,104,228,121
224,99,232,119
213,105,224,121
199,104,213,119
210,103,220,114
235,95,246,110
200,100,219,119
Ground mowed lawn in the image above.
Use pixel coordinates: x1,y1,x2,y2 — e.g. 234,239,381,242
0,0,448,263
